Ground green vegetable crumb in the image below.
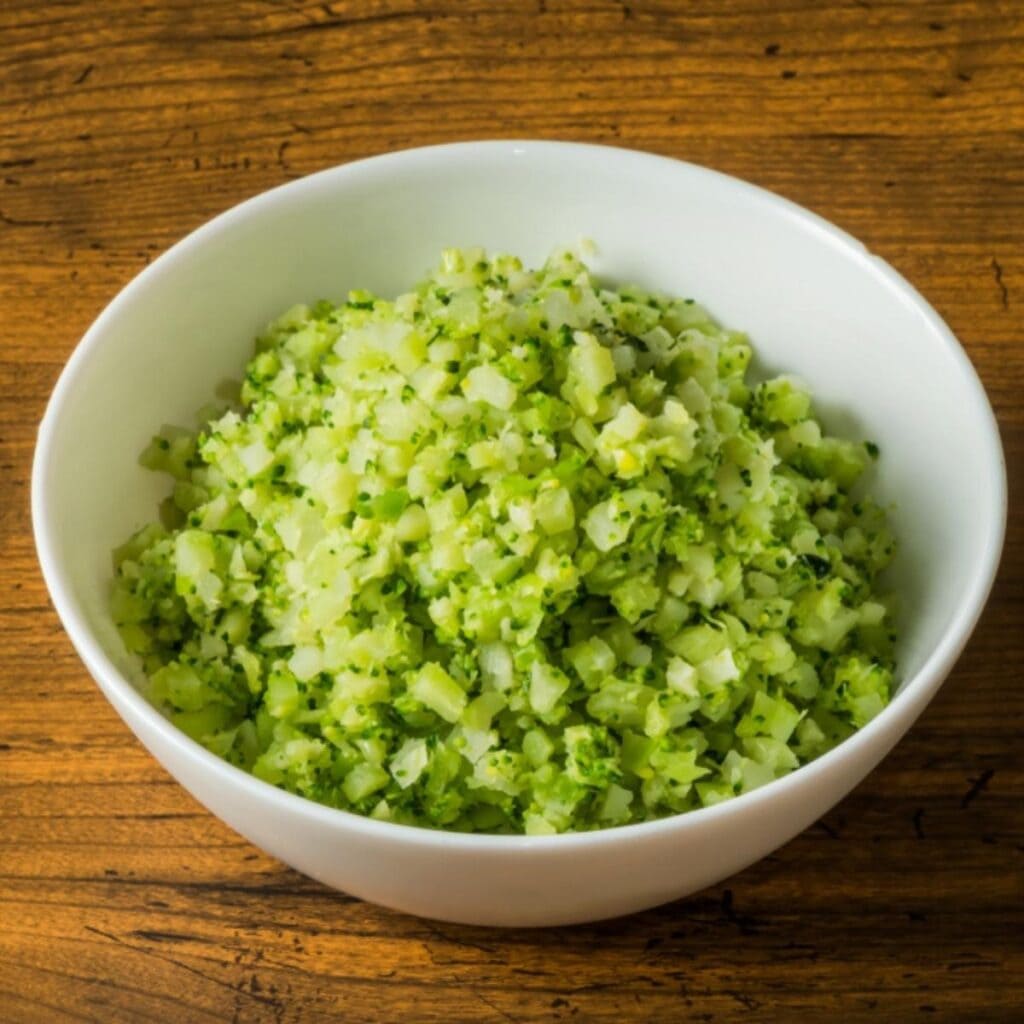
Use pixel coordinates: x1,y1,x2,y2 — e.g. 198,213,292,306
112,246,897,834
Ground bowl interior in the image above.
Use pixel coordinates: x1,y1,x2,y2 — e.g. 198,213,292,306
37,141,1003,703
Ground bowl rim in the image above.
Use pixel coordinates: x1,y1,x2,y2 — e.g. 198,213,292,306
32,139,1008,851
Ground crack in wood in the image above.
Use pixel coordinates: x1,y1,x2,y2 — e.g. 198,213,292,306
961,768,995,809
992,258,1009,309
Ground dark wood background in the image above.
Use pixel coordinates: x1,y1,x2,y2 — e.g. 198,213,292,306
1,1,1022,1020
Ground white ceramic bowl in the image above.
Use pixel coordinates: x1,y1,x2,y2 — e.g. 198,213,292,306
33,141,1005,926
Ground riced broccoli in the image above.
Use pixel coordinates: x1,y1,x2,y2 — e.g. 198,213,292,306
112,246,897,834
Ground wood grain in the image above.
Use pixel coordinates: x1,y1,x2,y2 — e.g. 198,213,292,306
1,1,1022,1020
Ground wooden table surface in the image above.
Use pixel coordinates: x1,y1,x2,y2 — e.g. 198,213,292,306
2,1,1022,1020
